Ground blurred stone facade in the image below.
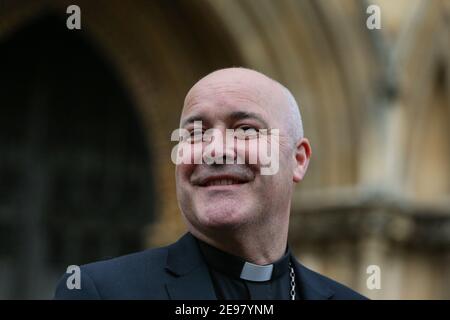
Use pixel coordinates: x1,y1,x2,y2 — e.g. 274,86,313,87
0,0,449,299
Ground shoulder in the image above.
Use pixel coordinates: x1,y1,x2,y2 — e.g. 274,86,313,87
83,246,167,279
297,263,368,300
54,246,169,299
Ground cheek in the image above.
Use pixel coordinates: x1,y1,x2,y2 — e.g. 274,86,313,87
176,163,195,183
176,141,204,165
235,139,260,165
236,137,280,173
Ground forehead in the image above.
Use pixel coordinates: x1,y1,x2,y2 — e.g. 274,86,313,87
181,79,278,125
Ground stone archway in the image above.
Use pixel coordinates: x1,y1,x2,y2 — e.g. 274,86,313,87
0,13,155,298
392,0,450,203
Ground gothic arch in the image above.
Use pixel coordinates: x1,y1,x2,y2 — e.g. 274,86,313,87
391,0,450,203
0,12,156,298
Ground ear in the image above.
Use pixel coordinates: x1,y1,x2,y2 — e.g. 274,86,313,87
292,138,312,183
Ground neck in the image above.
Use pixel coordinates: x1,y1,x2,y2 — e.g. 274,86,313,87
189,223,289,265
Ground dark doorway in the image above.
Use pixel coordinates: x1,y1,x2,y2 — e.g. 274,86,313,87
0,14,154,299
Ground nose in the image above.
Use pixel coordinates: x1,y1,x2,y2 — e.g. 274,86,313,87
203,128,236,165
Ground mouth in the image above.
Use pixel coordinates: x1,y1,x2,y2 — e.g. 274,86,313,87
195,175,250,188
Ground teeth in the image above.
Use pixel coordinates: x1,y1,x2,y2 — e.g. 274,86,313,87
206,179,240,186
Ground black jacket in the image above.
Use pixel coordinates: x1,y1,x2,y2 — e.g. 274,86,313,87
54,232,367,300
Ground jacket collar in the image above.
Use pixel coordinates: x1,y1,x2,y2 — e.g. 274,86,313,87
292,258,335,299
164,232,335,300
164,232,217,300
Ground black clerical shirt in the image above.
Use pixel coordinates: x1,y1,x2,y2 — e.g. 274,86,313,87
195,236,301,300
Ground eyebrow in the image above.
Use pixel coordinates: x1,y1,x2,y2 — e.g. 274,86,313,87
228,111,269,128
181,111,269,128
181,115,206,128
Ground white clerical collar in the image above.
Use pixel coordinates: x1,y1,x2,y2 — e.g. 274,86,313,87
240,261,274,281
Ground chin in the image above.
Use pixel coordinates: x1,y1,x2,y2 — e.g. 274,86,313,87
197,204,251,229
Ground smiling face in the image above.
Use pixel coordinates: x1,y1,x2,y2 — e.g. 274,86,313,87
176,68,310,238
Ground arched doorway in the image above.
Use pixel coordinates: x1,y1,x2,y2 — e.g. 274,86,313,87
0,14,154,299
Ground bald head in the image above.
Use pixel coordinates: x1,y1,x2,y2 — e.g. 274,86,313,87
182,67,303,145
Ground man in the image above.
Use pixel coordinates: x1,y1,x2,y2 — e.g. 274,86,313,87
55,68,366,300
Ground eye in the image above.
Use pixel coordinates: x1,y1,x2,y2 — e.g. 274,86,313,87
187,129,204,143
234,125,259,140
